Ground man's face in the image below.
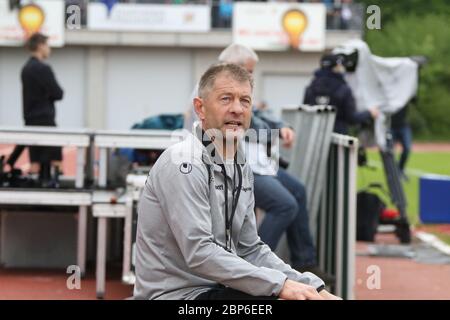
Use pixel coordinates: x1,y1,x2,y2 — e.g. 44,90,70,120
195,72,252,142
38,42,51,59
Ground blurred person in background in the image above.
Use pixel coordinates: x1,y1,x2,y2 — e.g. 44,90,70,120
303,53,379,135
6,33,64,187
391,98,414,181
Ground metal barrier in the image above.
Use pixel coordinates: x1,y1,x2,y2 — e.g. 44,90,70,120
0,126,182,299
318,133,358,299
0,126,93,275
281,108,358,299
282,105,336,235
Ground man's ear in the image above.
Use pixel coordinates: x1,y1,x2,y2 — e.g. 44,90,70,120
193,97,205,120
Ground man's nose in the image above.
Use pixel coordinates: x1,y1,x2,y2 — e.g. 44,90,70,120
229,98,244,114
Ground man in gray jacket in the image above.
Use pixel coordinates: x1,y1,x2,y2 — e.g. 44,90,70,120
133,63,340,300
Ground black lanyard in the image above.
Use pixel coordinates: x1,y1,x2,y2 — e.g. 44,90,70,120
220,161,242,252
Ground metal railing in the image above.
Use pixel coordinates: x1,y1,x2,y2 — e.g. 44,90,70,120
282,105,336,231
318,133,358,299
280,107,358,299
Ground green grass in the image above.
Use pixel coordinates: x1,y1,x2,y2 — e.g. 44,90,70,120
357,151,450,226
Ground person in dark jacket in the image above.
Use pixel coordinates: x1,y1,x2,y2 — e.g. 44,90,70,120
6,33,64,187
391,99,413,180
303,54,378,135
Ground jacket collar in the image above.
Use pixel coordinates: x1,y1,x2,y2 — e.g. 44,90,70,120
193,122,246,173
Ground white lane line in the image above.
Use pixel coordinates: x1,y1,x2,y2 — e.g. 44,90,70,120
415,231,450,256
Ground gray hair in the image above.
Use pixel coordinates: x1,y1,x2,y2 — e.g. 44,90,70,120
198,63,254,99
218,43,259,66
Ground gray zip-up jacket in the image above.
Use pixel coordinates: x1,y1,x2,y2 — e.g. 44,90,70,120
133,126,324,300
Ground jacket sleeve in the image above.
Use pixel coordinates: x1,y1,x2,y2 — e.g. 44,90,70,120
236,193,325,290
342,86,371,125
253,110,286,130
303,85,314,105
252,111,292,146
39,65,64,101
151,159,288,297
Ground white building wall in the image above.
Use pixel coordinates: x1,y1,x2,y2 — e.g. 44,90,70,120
0,47,86,128
0,47,26,126
104,47,193,130
256,52,319,116
0,30,361,130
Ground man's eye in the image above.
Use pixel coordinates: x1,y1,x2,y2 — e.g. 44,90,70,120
241,99,251,107
221,97,231,103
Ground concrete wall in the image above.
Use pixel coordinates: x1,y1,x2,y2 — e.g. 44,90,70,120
105,47,193,129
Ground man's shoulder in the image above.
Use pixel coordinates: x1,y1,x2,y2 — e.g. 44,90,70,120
23,58,51,74
22,58,34,72
152,135,207,178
